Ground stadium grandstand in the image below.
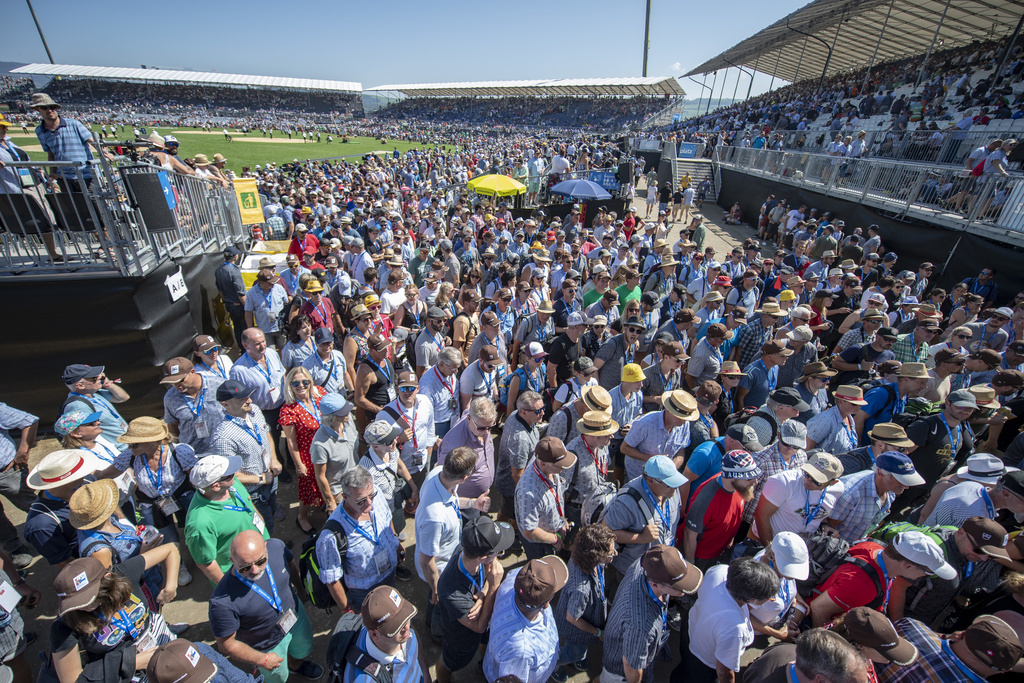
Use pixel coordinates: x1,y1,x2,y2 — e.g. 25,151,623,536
366,76,685,130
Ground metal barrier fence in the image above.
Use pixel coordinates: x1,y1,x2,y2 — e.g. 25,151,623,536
693,128,1021,169
0,157,245,277
713,145,1024,236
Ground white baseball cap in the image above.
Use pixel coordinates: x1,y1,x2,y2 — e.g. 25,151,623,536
567,311,588,326
527,342,548,359
189,455,242,489
893,531,957,580
771,531,809,580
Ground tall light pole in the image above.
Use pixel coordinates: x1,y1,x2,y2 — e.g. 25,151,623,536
642,0,652,77
25,0,55,64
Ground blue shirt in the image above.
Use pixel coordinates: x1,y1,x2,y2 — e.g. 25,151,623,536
483,567,560,683
243,283,289,333
739,359,778,409
0,402,36,469
315,491,399,589
63,390,127,443
860,382,902,440
684,437,727,504
230,350,286,410
35,117,95,178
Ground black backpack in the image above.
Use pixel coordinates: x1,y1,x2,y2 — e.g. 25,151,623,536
298,519,347,611
327,611,392,683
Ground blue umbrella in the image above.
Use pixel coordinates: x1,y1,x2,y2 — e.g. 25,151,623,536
550,178,612,200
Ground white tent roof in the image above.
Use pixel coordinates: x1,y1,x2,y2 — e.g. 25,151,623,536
10,64,361,93
365,77,685,97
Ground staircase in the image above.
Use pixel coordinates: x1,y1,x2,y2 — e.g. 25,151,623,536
672,158,718,204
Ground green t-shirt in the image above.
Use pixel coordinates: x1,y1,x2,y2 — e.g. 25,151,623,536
583,286,609,308
184,478,269,579
616,284,640,313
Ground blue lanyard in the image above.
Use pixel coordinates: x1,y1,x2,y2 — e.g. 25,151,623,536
182,389,205,418
671,323,685,343
298,399,322,425
446,496,461,521
368,359,392,385
223,487,251,513
70,392,119,421
459,556,484,594
703,338,723,364
82,441,118,464
283,270,299,292
787,664,800,683
980,488,996,518
597,565,606,599
527,367,544,393
108,609,140,639
478,361,494,394
234,563,283,613
256,286,275,310
941,639,988,683
842,416,859,449
876,552,892,611
644,580,668,631
625,340,637,364
143,446,165,494
803,488,827,528
425,327,444,353
644,312,653,330
242,352,274,386
891,383,907,415
315,300,329,323
663,370,676,392
940,414,962,457
759,360,777,391
698,413,713,430
769,560,792,607
198,361,227,379
228,415,263,446
641,480,672,544
965,561,975,578
339,506,379,545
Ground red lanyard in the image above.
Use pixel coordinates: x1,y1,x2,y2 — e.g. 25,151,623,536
533,462,563,519
583,436,606,477
400,403,419,450
434,366,455,397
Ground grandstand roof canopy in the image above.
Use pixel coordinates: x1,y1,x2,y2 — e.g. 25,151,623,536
10,64,361,93
365,77,685,97
685,0,1024,85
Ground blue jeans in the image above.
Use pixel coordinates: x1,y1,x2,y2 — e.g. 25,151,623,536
345,572,395,612
558,642,588,667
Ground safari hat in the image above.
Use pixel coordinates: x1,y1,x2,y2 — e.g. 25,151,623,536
754,302,787,317
28,449,104,491
866,423,915,448
577,411,619,437
662,390,699,421
897,362,929,379
834,385,869,405
117,416,170,444
30,93,60,109
211,153,228,164
797,361,838,382
193,154,211,167
69,479,120,530
719,361,745,376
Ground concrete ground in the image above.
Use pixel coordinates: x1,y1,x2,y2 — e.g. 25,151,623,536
10,183,759,682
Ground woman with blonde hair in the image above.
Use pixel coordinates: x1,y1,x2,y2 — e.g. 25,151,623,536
278,367,326,535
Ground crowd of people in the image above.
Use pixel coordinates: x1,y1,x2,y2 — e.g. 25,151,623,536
4,86,1024,683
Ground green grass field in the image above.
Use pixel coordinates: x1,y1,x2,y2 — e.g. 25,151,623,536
6,124,439,173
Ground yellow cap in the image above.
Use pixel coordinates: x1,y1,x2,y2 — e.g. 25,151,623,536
779,289,798,302
621,363,645,383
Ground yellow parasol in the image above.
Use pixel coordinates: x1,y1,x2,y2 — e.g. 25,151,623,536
466,173,527,197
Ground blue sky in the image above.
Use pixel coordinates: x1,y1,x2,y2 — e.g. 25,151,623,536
5,0,807,97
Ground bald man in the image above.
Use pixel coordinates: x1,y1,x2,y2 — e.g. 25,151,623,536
208,531,323,683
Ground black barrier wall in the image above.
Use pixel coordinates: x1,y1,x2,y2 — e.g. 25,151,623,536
717,168,1024,304
1,252,222,429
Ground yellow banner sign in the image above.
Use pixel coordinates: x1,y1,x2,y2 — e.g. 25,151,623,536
234,178,264,225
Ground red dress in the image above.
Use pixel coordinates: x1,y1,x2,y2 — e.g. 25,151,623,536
278,387,326,506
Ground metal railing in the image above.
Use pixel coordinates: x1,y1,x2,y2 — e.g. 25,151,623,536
713,145,1024,238
0,156,245,277
693,127,1022,169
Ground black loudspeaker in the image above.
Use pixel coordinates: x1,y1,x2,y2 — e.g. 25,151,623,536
657,158,674,188
122,172,177,233
617,162,633,184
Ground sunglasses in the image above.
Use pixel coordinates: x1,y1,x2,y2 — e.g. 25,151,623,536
203,347,221,355
529,407,545,415
84,420,102,427
398,386,416,393
626,327,643,334
353,490,377,506
369,304,382,310
472,419,496,432
236,556,268,573
291,379,311,388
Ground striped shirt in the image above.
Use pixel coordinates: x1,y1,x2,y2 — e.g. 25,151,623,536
601,561,670,677
483,567,560,683
315,492,398,589
610,387,643,435
623,411,691,481
0,402,36,469
243,283,289,333
515,458,567,533
830,470,893,543
604,477,681,574
806,406,859,455
162,375,226,453
301,349,347,395
555,560,607,646
35,117,95,178
209,411,272,491
923,481,996,527
119,444,198,500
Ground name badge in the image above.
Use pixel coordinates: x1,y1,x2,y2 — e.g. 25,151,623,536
448,398,459,412
277,608,297,634
268,385,281,400
387,385,397,402
373,548,393,576
0,581,20,612
253,512,266,533
194,420,210,440
157,497,180,516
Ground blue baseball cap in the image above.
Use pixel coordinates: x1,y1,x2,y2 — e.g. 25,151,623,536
721,450,762,480
320,393,353,417
644,455,686,487
876,452,925,486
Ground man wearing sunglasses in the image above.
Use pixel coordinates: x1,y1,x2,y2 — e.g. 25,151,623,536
61,363,130,444
210,530,322,683
594,315,646,391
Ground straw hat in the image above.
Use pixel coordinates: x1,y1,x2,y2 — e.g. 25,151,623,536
719,361,745,376
580,385,612,413
866,423,915,448
193,154,211,167
968,386,1002,410
897,362,929,379
69,479,120,530
27,449,104,491
662,390,699,421
117,416,170,444
30,93,60,109
834,385,869,405
754,302,787,317
537,300,556,314
577,410,619,437
147,131,165,148
211,153,228,164
797,361,838,382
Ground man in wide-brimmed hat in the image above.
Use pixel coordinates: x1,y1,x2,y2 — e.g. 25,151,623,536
622,389,699,481
24,449,106,566
31,92,111,192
